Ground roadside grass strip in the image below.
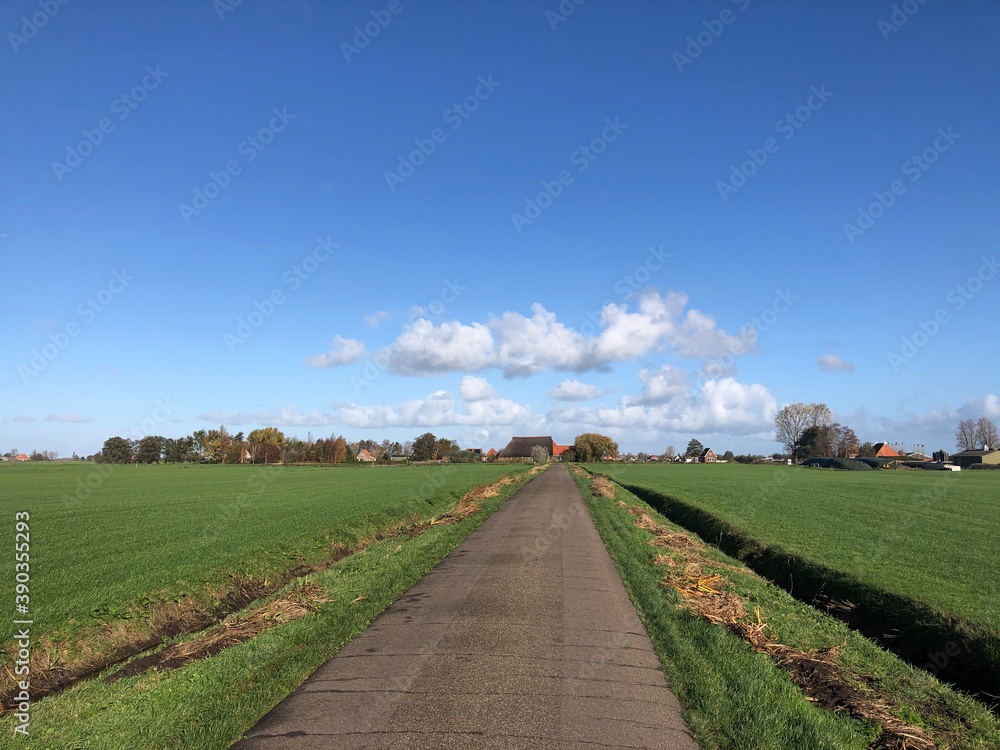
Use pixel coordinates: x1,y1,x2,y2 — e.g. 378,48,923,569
572,467,1000,749
0,467,544,748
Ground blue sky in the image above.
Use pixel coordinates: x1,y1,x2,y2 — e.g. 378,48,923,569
3,0,998,457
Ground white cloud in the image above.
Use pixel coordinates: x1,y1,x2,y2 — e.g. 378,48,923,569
547,379,606,402
304,336,366,368
306,289,756,378
44,414,96,423
459,376,498,402
551,377,776,436
622,365,689,405
384,320,494,375
363,310,389,328
13,415,35,423
818,354,854,372
335,390,535,429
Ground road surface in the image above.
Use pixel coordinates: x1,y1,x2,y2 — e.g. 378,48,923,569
233,464,697,749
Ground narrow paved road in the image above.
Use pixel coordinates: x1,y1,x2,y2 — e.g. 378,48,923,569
233,465,697,749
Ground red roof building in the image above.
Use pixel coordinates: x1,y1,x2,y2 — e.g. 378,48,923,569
552,443,571,457
15,453,29,461
873,442,898,458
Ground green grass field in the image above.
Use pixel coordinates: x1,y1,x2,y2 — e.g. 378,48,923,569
0,463,542,748
0,462,527,645
571,468,1000,749
588,463,1000,627
587,462,1000,703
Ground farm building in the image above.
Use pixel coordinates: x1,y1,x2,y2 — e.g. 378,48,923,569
950,448,1000,468
872,442,899,458
498,436,561,460
552,443,571,458
485,448,498,460
700,448,717,463
15,453,29,461
356,449,376,462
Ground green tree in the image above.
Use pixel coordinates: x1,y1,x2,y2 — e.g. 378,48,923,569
100,436,131,464
573,433,619,462
412,433,438,461
856,442,876,458
722,450,735,462
774,403,832,463
136,435,165,464
685,439,704,458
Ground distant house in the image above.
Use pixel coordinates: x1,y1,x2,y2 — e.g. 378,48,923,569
872,442,899,458
356,449,376,462
700,448,717,464
390,453,407,462
552,443,571,459
498,436,559,460
906,452,932,462
951,448,1000,468
15,454,29,462
486,448,498,460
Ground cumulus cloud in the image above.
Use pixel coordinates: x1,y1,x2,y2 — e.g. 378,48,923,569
306,289,756,378
547,379,606,402
459,376,498,402
363,310,389,328
13,415,35,423
552,377,776,436
334,390,534,430
304,336,366,368
622,365,689,405
818,354,854,372
44,414,96,423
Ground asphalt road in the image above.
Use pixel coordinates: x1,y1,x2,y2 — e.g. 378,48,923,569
233,464,697,749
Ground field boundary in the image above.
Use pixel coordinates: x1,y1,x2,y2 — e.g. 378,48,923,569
0,467,538,712
609,476,1000,710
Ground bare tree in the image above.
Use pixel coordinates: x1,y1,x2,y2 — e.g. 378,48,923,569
956,419,977,451
774,403,832,461
665,445,675,459
974,417,999,450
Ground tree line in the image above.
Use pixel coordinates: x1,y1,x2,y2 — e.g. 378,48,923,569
90,428,491,465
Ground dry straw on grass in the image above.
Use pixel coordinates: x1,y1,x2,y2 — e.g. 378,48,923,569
617,499,936,750
590,475,616,499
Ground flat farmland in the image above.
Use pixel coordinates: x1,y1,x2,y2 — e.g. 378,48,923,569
0,462,528,644
588,462,1000,702
591,463,1000,626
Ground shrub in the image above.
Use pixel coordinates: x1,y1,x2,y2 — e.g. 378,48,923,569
803,457,873,471
969,463,1000,470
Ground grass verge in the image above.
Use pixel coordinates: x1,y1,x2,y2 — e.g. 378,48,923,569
570,466,1000,749
612,476,1000,708
0,467,544,749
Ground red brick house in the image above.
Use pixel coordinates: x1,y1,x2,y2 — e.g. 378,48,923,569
700,448,717,463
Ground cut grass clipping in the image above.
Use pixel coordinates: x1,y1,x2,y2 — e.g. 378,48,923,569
570,467,1000,750
0,467,544,747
